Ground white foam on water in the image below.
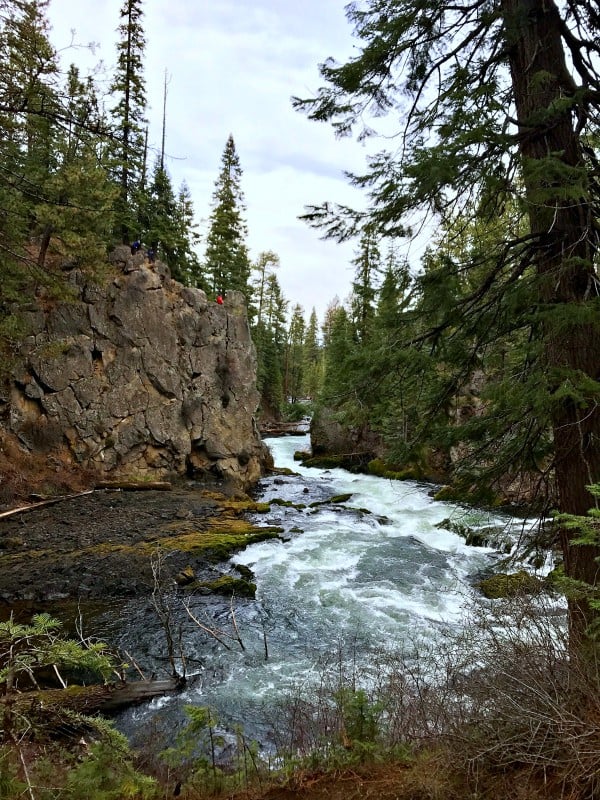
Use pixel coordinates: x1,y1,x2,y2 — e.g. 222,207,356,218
115,432,546,746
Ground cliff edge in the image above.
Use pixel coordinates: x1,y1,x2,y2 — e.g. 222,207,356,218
3,246,269,492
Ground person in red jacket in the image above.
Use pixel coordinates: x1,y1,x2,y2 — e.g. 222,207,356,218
216,294,224,305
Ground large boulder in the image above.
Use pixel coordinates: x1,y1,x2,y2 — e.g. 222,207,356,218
4,253,268,488
310,406,382,464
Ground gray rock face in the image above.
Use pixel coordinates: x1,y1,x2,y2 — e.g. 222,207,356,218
6,247,268,488
310,406,382,459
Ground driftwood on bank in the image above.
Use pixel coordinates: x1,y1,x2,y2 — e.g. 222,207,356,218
0,490,94,521
1,677,183,717
0,481,172,521
94,480,172,491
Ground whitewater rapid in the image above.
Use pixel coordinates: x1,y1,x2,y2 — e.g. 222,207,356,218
117,434,531,745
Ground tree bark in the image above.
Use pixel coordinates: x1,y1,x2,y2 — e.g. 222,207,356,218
503,0,600,644
37,224,53,268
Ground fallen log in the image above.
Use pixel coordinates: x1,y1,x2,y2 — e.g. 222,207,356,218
95,480,172,491
95,678,183,712
1,677,183,717
0,490,94,520
259,421,310,437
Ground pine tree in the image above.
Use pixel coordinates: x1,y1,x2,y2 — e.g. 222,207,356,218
204,134,251,297
321,297,341,350
285,304,306,403
321,305,355,408
0,2,35,291
251,250,280,325
35,63,115,269
302,308,322,399
376,248,412,333
142,170,203,287
141,157,178,260
254,273,287,415
173,181,202,286
110,0,147,244
296,0,600,649
0,0,59,268
251,251,284,414
0,2,114,289
350,227,381,343
365,252,419,447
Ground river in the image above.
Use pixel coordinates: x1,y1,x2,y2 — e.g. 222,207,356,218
112,434,536,751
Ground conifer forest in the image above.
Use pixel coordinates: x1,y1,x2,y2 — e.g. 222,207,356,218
0,0,599,798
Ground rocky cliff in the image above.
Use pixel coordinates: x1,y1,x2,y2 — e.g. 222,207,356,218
4,246,269,489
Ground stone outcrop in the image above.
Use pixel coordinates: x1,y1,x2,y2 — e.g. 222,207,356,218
4,246,269,488
311,406,382,461
310,373,551,507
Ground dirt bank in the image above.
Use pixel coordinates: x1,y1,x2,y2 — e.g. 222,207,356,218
0,481,281,606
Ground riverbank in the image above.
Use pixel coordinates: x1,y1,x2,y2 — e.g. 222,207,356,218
0,480,282,608
0,439,585,800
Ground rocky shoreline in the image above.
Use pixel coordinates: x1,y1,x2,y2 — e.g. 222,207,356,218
0,480,282,609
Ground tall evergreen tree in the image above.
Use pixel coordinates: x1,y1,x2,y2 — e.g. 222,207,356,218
321,297,341,350
296,0,600,649
302,307,322,399
0,0,59,269
321,305,356,408
254,272,287,415
0,2,113,285
251,250,280,325
173,180,202,286
140,157,177,258
110,0,146,243
285,304,306,403
204,134,251,296
138,164,203,285
350,227,381,343
35,63,115,268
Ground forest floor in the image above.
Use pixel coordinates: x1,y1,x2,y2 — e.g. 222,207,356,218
155,756,559,800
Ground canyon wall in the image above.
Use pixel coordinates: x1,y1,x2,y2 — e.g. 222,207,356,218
4,246,269,488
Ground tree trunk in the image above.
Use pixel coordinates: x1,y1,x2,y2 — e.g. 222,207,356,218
503,0,600,646
37,224,53,268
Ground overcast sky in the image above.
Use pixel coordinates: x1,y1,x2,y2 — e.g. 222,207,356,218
46,0,388,322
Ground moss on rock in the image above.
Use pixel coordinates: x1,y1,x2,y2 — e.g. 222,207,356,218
478,570,543,599
270,498,306,510
309,493,353,508
300,454,366,471
233,563,255,581
433,483,503,506
367,458,423,481
159,522,283,562
194,574,257,598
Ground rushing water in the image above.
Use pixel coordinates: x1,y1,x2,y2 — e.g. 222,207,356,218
113,434,534,747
